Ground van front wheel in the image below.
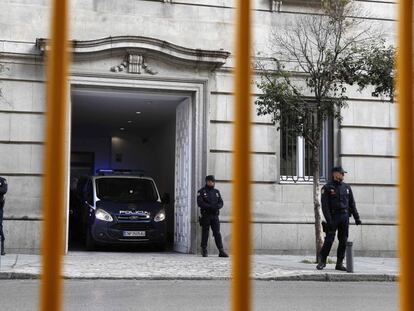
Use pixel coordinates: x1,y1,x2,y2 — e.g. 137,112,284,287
85,229,96,251
152,242,166,252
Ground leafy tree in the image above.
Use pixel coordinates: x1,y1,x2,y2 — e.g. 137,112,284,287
255,0,394,258
337,41,395,101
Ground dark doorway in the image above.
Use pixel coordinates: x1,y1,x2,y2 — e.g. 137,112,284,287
68,86,186,251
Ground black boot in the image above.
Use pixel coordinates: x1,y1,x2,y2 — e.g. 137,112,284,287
335,259,347,271
218,249,229,258
316,255,326,270
1,241,5,256
202,248,208,257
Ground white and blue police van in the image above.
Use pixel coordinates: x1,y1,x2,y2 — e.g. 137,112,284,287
76,170,169,250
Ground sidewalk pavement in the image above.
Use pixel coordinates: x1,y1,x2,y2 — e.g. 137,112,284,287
0,252,398,281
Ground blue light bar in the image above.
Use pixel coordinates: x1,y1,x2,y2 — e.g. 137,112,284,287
96,169,146,176
96,169,113,173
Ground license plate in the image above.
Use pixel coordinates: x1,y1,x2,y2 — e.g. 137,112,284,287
123,231,146,237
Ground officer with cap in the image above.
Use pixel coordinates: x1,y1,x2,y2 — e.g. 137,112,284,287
0,176,7,256
197,175,228,258
317,166,361,271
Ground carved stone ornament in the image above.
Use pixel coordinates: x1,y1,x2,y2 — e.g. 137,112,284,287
35,36,230,69
110,53,158,75
271,0,282,12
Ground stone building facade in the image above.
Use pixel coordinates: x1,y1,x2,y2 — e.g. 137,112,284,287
0,0,396,255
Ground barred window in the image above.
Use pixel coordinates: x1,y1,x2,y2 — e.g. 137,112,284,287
280,118,333,182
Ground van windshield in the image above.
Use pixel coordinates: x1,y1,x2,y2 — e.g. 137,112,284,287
96,178,158,203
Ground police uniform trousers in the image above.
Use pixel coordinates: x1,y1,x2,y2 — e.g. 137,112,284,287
200,214,223,250
320,211,349,261
0,200,4,242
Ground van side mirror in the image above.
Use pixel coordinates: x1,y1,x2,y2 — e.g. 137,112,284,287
161,193,170,205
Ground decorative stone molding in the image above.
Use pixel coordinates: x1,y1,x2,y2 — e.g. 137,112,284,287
280,0,322,6
110,52,158,75
35,36,230,69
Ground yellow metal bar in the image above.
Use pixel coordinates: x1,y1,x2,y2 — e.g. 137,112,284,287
231,1,252,311
397,1,414,311
40,0,69,310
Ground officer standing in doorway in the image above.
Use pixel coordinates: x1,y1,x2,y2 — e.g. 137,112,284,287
0,176,8,256
197,175,228,258
317,166,361,271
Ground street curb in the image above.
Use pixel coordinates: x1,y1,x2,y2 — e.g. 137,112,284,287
257,274,398,282
0,272,39,280
0,272,398,282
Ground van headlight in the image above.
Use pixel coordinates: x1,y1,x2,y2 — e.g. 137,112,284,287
95,209,113,222
154,210,166,222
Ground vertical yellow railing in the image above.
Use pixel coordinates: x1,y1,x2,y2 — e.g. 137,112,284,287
40,0,255,310
397,1,414,311
40,1,413,311
40,0,69,310
231,1,252,311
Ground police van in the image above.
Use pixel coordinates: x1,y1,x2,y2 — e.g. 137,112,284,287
76,170,169,250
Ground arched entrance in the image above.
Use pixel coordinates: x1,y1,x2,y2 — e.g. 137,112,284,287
36,36,230,253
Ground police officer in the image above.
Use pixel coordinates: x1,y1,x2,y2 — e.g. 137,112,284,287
317,166,361,271
197,175,228,258
0,177,7,256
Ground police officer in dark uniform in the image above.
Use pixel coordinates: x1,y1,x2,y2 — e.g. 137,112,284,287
197,175,228,258
317,166,361,271
0,177,8,256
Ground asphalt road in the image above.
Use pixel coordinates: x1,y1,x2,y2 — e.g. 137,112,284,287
0,280,397,311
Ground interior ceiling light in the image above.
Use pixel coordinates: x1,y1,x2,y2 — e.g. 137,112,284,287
136,111,141,114
120,127,125,131
127,120,132,123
